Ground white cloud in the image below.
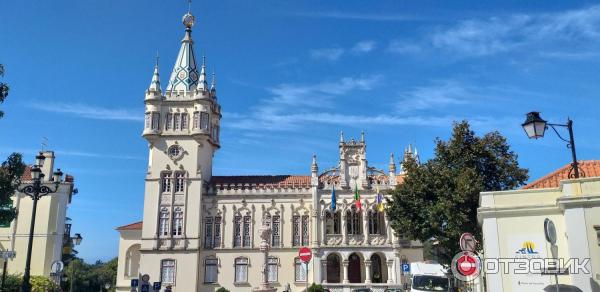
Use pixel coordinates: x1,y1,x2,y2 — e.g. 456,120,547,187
311,41,377,61
396,80,474,112
0,147,144,160
388,40,421,54
351,41,377,53
431,5,600,56
310,48,344,61
27,102,142,121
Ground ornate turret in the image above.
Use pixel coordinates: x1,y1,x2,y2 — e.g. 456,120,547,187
210,71,216,95
338,133,369,189
197,56,208,92
145,56,162,100
389,153,397,186
165,12,199,95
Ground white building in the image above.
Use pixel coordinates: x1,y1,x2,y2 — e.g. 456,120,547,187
0,151,77,278
115,10,423,292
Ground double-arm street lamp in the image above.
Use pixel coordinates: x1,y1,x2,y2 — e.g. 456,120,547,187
18,152,63,292
521,112,582,179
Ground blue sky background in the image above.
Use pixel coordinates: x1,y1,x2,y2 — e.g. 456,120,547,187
1,0,600,262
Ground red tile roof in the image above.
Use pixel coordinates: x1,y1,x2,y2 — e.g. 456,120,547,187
116,221,143,230
211,175,312,189
522,160,600,190
21,166,32,180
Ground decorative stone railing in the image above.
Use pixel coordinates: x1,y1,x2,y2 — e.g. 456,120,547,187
323,283,402,292
324,234,343,245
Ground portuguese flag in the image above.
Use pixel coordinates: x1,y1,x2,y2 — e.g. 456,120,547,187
354,182,362,210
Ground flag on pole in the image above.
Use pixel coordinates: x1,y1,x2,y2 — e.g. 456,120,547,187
354,182,362,210
376,186,384,212
331,184,337,211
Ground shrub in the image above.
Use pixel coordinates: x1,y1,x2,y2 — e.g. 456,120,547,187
216,288,230,292
307,283,326,292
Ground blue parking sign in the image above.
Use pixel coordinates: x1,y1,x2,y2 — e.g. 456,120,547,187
131,279,139,287
141,283,150,292
153,282,162,290
402,263,410,273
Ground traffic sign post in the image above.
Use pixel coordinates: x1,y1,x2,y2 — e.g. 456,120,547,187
402,263,410,273
131,279,139,288
298,247,312,292
459,233,477,252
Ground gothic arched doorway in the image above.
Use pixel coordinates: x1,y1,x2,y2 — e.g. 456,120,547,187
370,253,383,283
348,253,362,283
326,253,341,283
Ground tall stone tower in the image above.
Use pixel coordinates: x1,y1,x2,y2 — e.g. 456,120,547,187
338,132,369,189
139,9,221,285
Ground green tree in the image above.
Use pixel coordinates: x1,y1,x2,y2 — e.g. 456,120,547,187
63,257,118,292
307,283,326,292
0,153,26,226
387,121,528,264
0,64,9,118
215,288,230,292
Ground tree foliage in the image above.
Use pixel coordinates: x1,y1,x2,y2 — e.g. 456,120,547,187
62,257,118,291
0,63,9,118
0,153,26,225
387,121,528,264
1,275,60,292
307,283,327,292
215,288,230,292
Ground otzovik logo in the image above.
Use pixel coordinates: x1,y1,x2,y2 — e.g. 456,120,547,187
516,241,538,255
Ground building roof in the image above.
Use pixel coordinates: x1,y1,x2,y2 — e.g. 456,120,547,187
211,175,311,188
19,165,74,183
116,221,143,230
522,160,600,190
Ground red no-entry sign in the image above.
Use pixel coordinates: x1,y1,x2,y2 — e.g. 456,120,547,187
299,247,312,263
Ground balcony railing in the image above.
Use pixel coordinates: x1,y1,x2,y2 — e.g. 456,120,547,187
322,283,402,292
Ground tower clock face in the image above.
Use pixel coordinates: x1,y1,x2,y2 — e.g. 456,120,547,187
168,145,183,160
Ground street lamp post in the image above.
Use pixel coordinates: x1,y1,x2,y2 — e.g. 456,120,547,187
18,153,63,292
521,112,582,179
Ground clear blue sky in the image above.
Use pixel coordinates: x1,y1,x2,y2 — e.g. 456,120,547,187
1,0,600,262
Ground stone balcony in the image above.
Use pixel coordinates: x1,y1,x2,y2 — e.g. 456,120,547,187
323,234,392,246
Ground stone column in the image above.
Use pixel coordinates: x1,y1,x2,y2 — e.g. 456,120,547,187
362,209,369,245
364,259,372,284
321,259,328,284
342,260,349,284
385,214,392,244
341,212,348,245
386,260,394,284
252,215,276,292
321,214,327,245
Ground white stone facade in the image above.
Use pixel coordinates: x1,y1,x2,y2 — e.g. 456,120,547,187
115,10,423,292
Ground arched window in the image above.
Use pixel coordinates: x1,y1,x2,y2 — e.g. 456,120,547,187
265,214,281,247
204,215,222,249
124,244,140,277
160,259,176,284
267,257,278,282
294,258,307,282
325,211,341,234
204,257,218,283
368,210,383,235
234,257,249,283
293,214,309,246
173,207,183,236
161,172,172,193
233,214,251,247
159,208,170,236
174,172,185,193
346,206,362,235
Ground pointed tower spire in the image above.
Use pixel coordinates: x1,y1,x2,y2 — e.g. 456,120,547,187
210,70,216,92
340,131,344,143
389,153,396,173
197,55,208,91
360,131,365,143
148,53,162,93
166,11,199,94
311,154,318,175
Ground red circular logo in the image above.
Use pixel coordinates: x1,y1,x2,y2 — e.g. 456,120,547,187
456,254,477,276
298,247,312,263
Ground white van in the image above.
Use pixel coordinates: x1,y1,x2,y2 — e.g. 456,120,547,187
409,262,450,292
